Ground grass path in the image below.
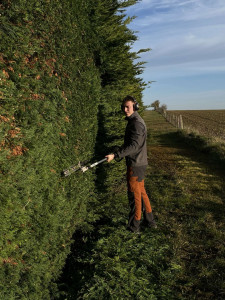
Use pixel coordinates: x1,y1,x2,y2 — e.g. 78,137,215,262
59,111,225,300
145,111,225,299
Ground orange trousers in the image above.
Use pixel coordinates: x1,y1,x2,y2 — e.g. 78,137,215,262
127,166,152,221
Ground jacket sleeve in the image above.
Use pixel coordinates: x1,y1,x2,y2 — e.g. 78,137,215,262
115,122,145,159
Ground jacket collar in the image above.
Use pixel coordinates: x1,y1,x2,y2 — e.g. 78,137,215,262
125,111,138,121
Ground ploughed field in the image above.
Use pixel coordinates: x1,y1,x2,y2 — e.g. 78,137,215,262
169,110,225,139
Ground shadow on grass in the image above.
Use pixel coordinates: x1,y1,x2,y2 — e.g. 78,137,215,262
148,130,225,222
145,130,225,299
57,192,129,299
57,215,114,299
157,131,225,176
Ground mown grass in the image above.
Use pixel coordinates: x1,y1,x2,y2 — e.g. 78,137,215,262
58,111,225,300
145,111,225,299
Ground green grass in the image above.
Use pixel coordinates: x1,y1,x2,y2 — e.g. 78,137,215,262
58,111,225,300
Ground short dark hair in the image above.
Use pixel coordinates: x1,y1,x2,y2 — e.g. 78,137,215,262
122,95,136,104
121,95,139,112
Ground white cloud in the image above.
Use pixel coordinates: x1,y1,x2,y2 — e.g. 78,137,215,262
143,58,225,81
125,0,225,109
127,0,225,28
131,0,225,14
150,27,225,66
126,1,225,70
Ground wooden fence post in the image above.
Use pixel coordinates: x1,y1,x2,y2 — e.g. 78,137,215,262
159,110,184,130
179,115,183,129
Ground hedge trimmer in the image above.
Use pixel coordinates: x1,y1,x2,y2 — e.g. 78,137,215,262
62,158,107,177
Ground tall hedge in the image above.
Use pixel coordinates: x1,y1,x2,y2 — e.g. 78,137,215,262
0,0,147,298
90,0,148,192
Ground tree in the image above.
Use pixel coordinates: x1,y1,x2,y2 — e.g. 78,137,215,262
161,104,167,111
151,100,160,110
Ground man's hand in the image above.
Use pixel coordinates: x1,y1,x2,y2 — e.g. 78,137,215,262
105,154,115,163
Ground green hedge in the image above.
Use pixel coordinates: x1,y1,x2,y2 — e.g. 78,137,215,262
0,0,146,298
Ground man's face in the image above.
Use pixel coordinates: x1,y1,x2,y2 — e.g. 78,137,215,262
123,101,134,117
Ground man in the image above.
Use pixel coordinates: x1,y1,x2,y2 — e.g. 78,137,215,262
105,95,156,233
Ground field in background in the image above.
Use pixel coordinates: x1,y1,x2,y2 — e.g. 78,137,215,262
169,110,225,140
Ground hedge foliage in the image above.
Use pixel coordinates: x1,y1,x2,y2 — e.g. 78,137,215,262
0,0,147,298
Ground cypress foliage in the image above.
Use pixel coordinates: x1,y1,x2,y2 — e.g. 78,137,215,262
0,0,148,298
0,1,101,298
91,0,148,191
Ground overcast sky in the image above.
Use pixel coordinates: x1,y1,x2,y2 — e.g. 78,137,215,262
125,0,225,110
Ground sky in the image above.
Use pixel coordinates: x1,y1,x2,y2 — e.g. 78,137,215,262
125,0,225,110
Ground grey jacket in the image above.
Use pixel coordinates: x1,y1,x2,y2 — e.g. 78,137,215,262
115,111,148,167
